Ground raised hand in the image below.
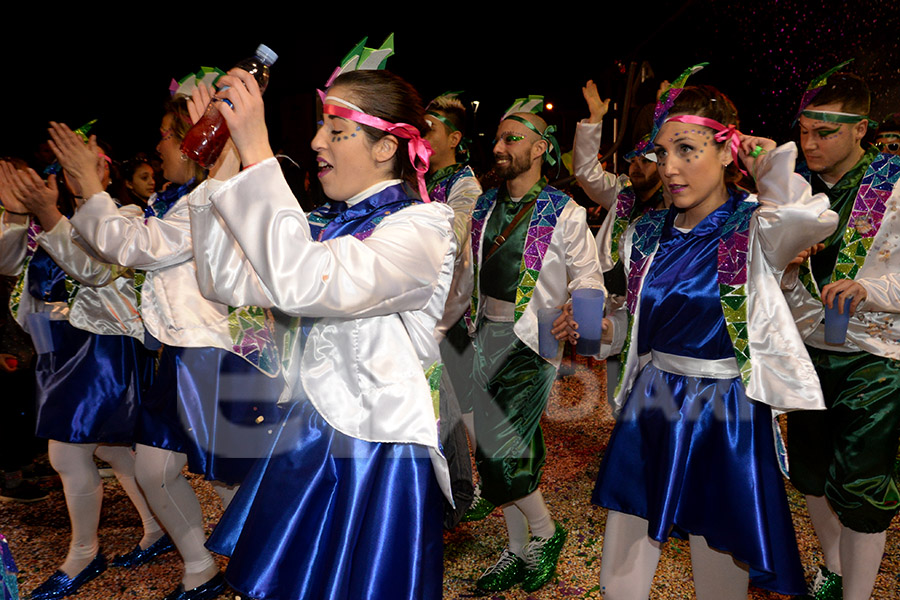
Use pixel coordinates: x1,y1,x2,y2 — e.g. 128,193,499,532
737,134,777,177
582,80,611,124
0,161,31,221
47,122,104,199
214,68,274,166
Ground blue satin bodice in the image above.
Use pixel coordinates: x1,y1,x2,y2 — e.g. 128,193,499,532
637,196,741,360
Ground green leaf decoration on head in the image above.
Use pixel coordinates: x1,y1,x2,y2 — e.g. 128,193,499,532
794,59,855,123
644,62,708,147
170,67,226,99
74,119,98,142
502,95,544,120
806,59,854,91
325,33,395,89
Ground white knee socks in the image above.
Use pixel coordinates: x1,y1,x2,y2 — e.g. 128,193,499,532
840,528,886,600
502,504,530,557
499,490,556,560
806,493,886,600
806,494,843,574
512,489,555,539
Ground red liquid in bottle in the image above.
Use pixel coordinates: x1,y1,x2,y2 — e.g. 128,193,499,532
181,103,230,168
180,44,276,169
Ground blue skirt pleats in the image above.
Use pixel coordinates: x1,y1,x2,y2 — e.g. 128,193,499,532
592,363,806,595
136,345,284,486
35,320,148,444
206,399,444,600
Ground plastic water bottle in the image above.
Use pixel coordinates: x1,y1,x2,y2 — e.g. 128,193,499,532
181,44,278,168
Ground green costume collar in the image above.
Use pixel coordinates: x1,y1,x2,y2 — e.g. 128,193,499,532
426,164,461,193
499,176,547,204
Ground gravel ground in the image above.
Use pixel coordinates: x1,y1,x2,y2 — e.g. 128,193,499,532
2,356,898,599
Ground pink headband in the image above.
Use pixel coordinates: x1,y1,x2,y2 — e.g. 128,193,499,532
323,103,432,202
665,115,747,176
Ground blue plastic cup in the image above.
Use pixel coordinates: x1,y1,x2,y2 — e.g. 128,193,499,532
572,288,605,356
537,307,562,359
824,293,853,345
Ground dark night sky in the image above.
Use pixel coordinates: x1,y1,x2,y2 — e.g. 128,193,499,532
2,1,898,175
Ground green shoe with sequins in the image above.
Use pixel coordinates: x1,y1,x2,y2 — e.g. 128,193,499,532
460,492,495,523
475,548,526,593
797,565,843,600
521,521,567,592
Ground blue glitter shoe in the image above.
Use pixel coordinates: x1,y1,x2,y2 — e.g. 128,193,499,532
161,573,227,600
29,554,106,600
111,534,175,567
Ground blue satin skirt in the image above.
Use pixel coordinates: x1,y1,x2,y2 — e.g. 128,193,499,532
35,320,149,444
206,399,444,600
136,345,285,486
592,364,806,595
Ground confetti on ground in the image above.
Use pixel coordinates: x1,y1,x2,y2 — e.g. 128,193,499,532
2,356,897,599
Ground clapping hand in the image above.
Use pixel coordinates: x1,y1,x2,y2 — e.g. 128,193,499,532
0,161,31,221
47,122,104,199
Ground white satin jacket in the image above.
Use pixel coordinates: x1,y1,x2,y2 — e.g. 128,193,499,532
573,120,627,273
0,212,142,339
188,159,457,502
68,186,237,350
782,156,900,359
612,143,837,414
434,167,480,338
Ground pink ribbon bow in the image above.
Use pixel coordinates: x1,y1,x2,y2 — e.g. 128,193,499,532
323,103,433,202
666,115,747,176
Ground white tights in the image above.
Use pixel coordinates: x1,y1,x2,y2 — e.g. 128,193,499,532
133,444,218,589
501,489,556,557
806,494,886,600
47,441,162,577
598,511,749,600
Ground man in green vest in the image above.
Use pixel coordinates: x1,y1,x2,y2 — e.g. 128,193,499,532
783,69,900,600
465,99,605,594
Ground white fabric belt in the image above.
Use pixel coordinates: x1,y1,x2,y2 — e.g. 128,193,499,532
649,350,740,379
483,296,516,322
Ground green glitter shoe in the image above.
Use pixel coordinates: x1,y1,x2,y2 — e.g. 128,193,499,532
460,489,495,522
521,521,567,592
475,548,526,593
797,565,843,600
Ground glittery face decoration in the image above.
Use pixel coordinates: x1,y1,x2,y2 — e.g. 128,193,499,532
494,132,526,145
653,121,726,214
656,129,712,169
331,125,361,143
798,107,864,176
